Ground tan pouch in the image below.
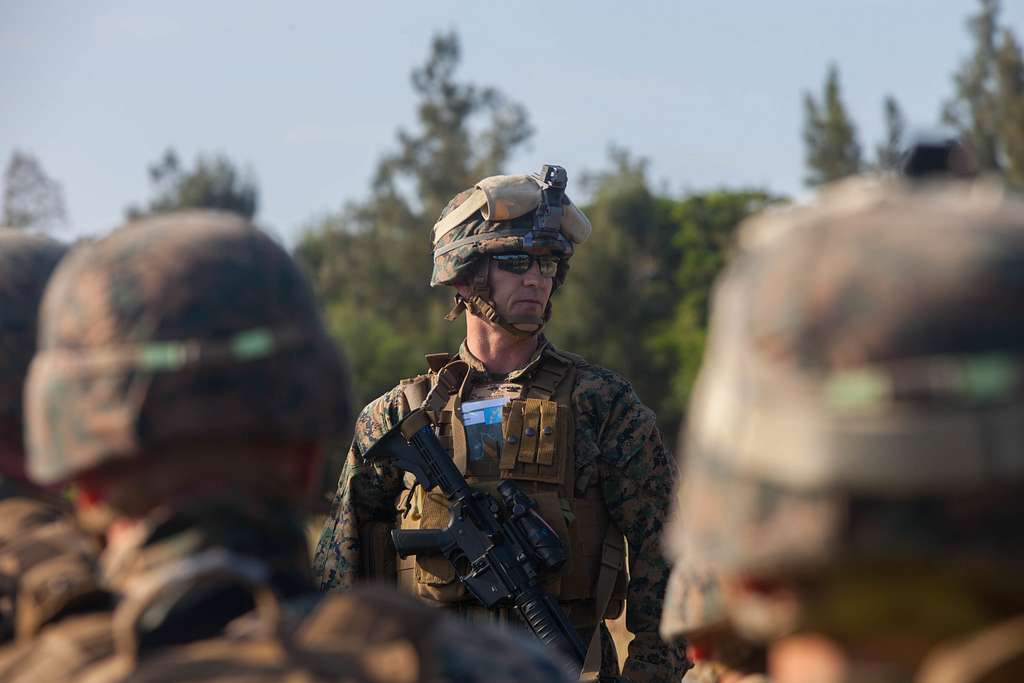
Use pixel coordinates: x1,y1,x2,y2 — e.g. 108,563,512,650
500,399,567,484
404,488,466,602
560,488,626,607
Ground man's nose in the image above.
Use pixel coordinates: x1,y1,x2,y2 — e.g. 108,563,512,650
522,261,543,286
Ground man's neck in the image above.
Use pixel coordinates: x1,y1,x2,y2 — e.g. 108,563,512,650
465,315,541,375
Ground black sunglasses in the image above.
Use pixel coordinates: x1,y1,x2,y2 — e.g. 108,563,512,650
492,253,561,277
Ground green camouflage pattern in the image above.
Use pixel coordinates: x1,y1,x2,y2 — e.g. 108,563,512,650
0,230,66,478
23,210,352,485
668,177,1024,579
430,189,572,288
314,338,689,683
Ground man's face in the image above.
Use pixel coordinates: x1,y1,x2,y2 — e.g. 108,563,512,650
457,255,555,324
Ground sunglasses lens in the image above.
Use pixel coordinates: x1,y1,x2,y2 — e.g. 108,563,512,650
493,254,560,277
537,259,559,277
494,254,532,274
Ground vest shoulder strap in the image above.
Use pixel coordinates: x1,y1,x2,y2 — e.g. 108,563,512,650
526,348,577,401
425,352,451,373
399,375,432,413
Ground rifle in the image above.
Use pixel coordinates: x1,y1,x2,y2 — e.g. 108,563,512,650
364,408,587,673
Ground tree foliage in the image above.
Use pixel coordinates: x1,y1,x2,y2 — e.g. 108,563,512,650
127,148,259,219
874,95,906,172
515,148,783,442
295,32,533,409
943,0,1003,172
942,0,1024,186
994,29,1024,186
802,64,863,186
1,150,68,230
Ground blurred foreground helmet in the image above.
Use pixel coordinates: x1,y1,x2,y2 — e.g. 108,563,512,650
0,230,66,478
25,210,352,485
669,175,1024,586
431,165,592,336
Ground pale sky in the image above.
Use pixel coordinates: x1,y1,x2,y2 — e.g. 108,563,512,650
2,1,1022,244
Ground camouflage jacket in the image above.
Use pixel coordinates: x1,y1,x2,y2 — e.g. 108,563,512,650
11,499,573,683
0,479,107,644
314,338,688,683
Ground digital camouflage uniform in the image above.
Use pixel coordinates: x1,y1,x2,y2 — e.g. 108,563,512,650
315,168,688,682
0,230,110,669
16,210,574,683
664,177,1024,683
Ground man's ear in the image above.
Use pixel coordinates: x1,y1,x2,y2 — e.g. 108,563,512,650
454,282,472,299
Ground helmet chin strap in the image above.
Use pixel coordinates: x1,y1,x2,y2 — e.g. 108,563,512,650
443,256,550,338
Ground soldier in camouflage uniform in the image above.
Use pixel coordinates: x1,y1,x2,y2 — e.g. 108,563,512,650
0,230,110,663
17,210,574,682
314,166,689,682
662,176,1024,682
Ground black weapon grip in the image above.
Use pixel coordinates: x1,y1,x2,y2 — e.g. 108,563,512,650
390,528,446,558
515,588,587,671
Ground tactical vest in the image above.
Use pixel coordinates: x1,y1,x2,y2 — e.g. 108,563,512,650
394,348,628,629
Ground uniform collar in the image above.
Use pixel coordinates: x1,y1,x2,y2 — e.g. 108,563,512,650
458,335,552,382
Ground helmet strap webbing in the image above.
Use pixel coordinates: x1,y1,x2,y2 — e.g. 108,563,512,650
443,256,548,338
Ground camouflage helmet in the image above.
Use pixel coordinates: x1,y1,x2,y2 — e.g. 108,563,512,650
431,165,591,337
24,210,352,485
430,165,592,289
668,177,1024,584
0,230,66,478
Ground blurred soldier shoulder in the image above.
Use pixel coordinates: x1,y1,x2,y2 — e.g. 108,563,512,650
659,562,767,683
666,175,1024,682
316,166,690,682
18,210,570,683
0,229,112,680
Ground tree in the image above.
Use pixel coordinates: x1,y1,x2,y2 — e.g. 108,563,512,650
127,148,259,219
874,95,906,172
1,151,68,229
656,188,782,418
943,0,1003,173
803,64,863,186
995,29,1024,186
942,0,1024,185
552,147,783,444
295,32,533,409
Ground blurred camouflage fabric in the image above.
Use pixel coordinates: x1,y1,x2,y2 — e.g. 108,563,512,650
24,210,353,485
670,177,1024,576
663,176,1024,681
0,230,65,477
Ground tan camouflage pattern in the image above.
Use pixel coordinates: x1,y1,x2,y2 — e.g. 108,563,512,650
668,176,1024,578
68,585,574,683
659,563,727,641
314,337,689,683
0,499,573,683
23,210,352,485
0,230,66,478
0,488,106,643
430,188,574,288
